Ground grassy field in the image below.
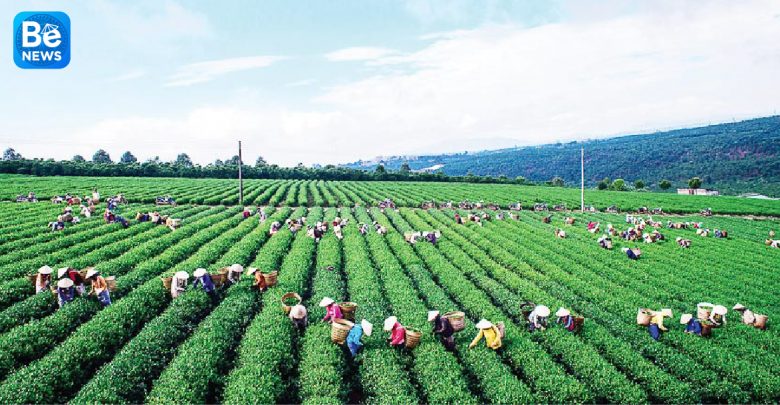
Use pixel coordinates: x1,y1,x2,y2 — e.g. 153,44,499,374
0,176,778,403
2,174,780,215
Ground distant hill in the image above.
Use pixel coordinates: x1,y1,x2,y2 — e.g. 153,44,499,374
343,116,780,196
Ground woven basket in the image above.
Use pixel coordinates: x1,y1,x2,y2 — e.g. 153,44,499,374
405,328,422,349
443,311,465,332
105,276,117,292
701,321,713,337
211,273,225,288
696,304,712,321
339,302,358,321
161,277,173,290
331,319,354,344
281,292,302,314
262,271,278,287
27,274,37,285
754,314,768,330
636,309,652,326
496,322,506,338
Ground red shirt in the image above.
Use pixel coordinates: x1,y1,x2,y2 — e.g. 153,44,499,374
389,322,406,346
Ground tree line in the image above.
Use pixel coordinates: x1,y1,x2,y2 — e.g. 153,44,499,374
0,148,519,184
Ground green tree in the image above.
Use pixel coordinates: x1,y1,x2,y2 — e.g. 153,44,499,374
611,178,626,191
255,156,267,167
2,148,22,161
72,155,85,162
597,181,608,190
175,153,193,167
375,164,386,174
688,176,702,189
92,149,112,164
659,179,672,190
634,179,645,189
550,176,565,187
226,155,241,165
515,176,527,185
119,151,137,164
400,162,411,173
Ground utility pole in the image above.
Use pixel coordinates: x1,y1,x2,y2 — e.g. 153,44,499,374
581,147,585,212
238,141,243,206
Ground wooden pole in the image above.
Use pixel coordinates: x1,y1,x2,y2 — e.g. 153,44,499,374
238,141,243,205
581,147,585,212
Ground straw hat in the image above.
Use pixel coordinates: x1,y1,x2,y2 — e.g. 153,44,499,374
229,264,244,273
57,278,73,289
319,297,335,307
555,307,570,317
193,268,207,278
38,266,53,275
697,302,713,308
680,313,693,324
712,305,727,316
246,267,258,275
475,319,493,329
86,268,99,279
383,316,398,332
660,308,673,318
174,271,189,280
56,267,70,278
621,247,629,253
361,319,373,336
675,237,682,242
427,311,439,322
732,303,746,311
536,305,551,317
289,304,307,319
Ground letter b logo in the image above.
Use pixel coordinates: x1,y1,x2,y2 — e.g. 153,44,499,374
14,12,70,69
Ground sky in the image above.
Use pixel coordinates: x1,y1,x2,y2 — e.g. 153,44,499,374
1,0,779,166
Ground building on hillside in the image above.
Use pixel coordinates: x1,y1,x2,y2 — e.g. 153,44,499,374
677,188,719,196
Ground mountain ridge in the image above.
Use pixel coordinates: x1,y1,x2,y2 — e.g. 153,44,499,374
342,116,780,196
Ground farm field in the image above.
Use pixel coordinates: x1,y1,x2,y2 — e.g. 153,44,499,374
2,174,780,216
0,182,778,403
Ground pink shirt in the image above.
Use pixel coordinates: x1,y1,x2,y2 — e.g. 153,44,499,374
389,322,406,346
322,304,343,322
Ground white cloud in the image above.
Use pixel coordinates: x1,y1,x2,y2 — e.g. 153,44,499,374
90,0,213,48
106,69,146,82
286,79,317,87
166,56,285,86
325,47,398,62
18,0,780,167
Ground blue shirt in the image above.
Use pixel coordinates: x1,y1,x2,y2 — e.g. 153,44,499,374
58,287,75,303
685,319,702,335
193,274,216,293
346,325,363,348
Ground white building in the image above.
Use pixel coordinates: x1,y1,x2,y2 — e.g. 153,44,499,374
677,188,719,196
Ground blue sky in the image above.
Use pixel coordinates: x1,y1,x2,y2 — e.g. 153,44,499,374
2,0,779,166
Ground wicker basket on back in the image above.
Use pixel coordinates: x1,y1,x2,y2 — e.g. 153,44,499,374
697,303,713,321
636,308,652,326
405,328,422,349
262,271,278,287
339,302,358,322
754,314,768,330
443,311,465,332
281,292,302,315
331,319,354,344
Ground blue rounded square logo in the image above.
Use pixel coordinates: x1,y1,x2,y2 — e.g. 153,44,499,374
13,11,70,69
